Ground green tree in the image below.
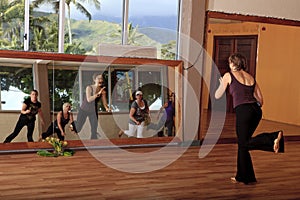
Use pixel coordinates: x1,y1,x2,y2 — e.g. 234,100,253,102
65,0,100,44
110,23,144,45
0,0,24,50
127,24,144,45
0,66,33,94
0,0,56,51
33,0,100,45
161,40,176,60
48,69,79,111
0,0,89,109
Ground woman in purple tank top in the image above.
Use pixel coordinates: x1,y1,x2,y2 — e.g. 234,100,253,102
215,53,284,185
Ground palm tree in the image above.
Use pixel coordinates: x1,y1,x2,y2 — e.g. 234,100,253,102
0,0,24,50
65,0,100,44
127,23,143,45
33,0,100,44
0,0,9,27
161,40,176,60
110,23,144,45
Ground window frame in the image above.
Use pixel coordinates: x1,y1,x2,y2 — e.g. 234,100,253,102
23,0,180,57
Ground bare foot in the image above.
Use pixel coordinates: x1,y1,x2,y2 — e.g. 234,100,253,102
274,130,283,153
230,177,239,184
118,130,124,138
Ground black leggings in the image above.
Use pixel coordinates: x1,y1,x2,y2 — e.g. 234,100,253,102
75,108,98,139
165,120,174,137
234,103,281,184
42,123,65,141
4,115,36,143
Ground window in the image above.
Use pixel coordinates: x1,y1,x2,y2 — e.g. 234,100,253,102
0,64,34,110
111,67,135,111
47,63,168,113
0,0,25,50
48,67,79,112
137,66,164,110
128,0,179,59
2,0,179,59
78,68,109,112
48,62,110,112
29,0,59,52
69,0,123,55
109,65,165,112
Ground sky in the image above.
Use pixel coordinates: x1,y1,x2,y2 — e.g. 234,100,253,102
35,0,178,18
1,87,27,110
97,0,178,17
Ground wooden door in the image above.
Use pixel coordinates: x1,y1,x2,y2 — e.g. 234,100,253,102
210,36,258,112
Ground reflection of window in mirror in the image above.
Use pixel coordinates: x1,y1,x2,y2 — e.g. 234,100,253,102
111,69,135,112
0,65,33,110
80,69,108,112
138,68,163,111
45,64,171,114
48,67,79,111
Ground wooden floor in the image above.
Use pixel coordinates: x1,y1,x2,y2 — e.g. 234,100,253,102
201,111,300,142
0,112,299,199
0,141,299,199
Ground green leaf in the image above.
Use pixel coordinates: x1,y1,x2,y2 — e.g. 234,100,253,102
63,149,75,156
37,150,57,157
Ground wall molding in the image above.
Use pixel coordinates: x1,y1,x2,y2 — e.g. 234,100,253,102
207,11,300,27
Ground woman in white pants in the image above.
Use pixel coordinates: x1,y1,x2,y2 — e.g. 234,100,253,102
119,91,150,138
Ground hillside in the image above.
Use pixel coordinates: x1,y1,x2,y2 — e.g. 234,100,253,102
71,19,173,53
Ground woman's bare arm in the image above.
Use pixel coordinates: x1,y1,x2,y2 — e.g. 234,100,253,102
215,73,231,99
254,83,264,106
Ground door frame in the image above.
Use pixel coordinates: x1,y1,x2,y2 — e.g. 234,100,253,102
210,35,258,112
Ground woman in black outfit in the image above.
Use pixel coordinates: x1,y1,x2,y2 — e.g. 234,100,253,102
4,90,45,143
41,102,75,141
215,53,284,185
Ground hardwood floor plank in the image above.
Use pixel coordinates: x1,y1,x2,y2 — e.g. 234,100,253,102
0,111,299,199
0,141,299,199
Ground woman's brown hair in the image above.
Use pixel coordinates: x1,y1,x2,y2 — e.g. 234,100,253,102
228,53,247,71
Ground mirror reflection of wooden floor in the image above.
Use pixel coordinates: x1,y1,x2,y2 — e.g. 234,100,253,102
0,141,299,199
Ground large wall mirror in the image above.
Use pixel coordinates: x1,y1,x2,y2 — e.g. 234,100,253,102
201,11,300,140
0,50,183,149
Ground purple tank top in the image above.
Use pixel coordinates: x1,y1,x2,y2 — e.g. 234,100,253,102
165,100,175,122
229,72,257,108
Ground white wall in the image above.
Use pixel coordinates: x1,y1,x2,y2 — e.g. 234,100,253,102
208,0,300,21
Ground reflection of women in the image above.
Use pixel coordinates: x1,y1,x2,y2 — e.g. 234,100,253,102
147,92,175,137
41,102,75,141
118,91,150,138
75,73,109,139
160,92,175,137
215,53,284,185
4,90,45,143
